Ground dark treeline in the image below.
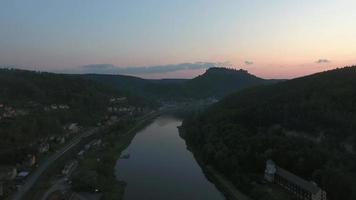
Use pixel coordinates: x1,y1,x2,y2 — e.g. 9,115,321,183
0,69,149,164
182,66,356,200
85,67,275,100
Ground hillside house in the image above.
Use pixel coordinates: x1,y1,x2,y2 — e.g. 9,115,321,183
58,104,69,109
50,105,58,110
110,97,127,103
62,160,78,176
67,123,79,133
265,160,327,200
38,143,50,153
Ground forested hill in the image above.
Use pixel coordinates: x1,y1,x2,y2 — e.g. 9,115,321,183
182,67,270,98
0,68,117,106
182,66,356,200
0,68,144,150
213,66,356,137
84,73,186,100
0,69,149,107
84,67,275,100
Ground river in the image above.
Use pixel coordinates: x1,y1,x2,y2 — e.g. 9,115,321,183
115,115,225,200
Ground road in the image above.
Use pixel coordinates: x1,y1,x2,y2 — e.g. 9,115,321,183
10,111,157,200
40,161,78,200
10,128,97,200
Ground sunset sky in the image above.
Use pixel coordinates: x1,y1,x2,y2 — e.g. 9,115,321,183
0,0,355,79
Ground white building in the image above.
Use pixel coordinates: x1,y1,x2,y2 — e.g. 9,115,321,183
264,160,327,200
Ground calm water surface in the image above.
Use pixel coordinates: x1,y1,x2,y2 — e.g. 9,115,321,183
115,115,225,200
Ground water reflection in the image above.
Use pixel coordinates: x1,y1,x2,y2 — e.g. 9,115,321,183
115,115,224,200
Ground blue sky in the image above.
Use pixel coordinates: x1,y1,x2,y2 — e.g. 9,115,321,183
1,0,356,78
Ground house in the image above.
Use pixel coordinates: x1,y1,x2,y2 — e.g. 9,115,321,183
58,104,69,109
50,105,58,110
264,160,327,200
116,97,127,102
68,123,79,133
38,143,50,153
77,150,85,157
110,97,127,103
62,160,78,176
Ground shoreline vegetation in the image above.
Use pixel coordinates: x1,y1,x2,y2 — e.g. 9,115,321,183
179,127,251,200
180,67,356,200
22,112,158,200
206,166,250,200
71,112,159,200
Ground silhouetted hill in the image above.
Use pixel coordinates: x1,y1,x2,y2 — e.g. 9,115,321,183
182,67,270,98
85,67,276,100
0,69,117,107
182,66,356,200
84,73,185,100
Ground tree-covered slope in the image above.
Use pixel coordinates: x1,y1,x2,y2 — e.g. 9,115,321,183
0,68,139,164
84,73,186,100
182,67,271,98
0,69,117,107
182,66,356,200
85,67,275,100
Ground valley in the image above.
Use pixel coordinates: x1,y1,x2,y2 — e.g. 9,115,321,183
1,2,355,200
1,66,356,200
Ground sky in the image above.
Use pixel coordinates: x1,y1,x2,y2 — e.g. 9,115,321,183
0,0,356,79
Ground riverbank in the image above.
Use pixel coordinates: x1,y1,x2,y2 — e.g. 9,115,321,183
17,112,158,200
12,127,101,200
205,166,251,200
71,112,159,200
179,127,251,200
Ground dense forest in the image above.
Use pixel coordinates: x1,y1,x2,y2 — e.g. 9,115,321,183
85,67,275,100
0,67,269,165
0,69,147,164
182,66,356,200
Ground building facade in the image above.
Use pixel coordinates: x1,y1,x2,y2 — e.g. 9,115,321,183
264,160,327,200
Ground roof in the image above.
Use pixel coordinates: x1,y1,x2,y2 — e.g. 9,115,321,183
276,166,320,194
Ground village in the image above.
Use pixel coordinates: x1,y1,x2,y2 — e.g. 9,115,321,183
0,96,149,199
